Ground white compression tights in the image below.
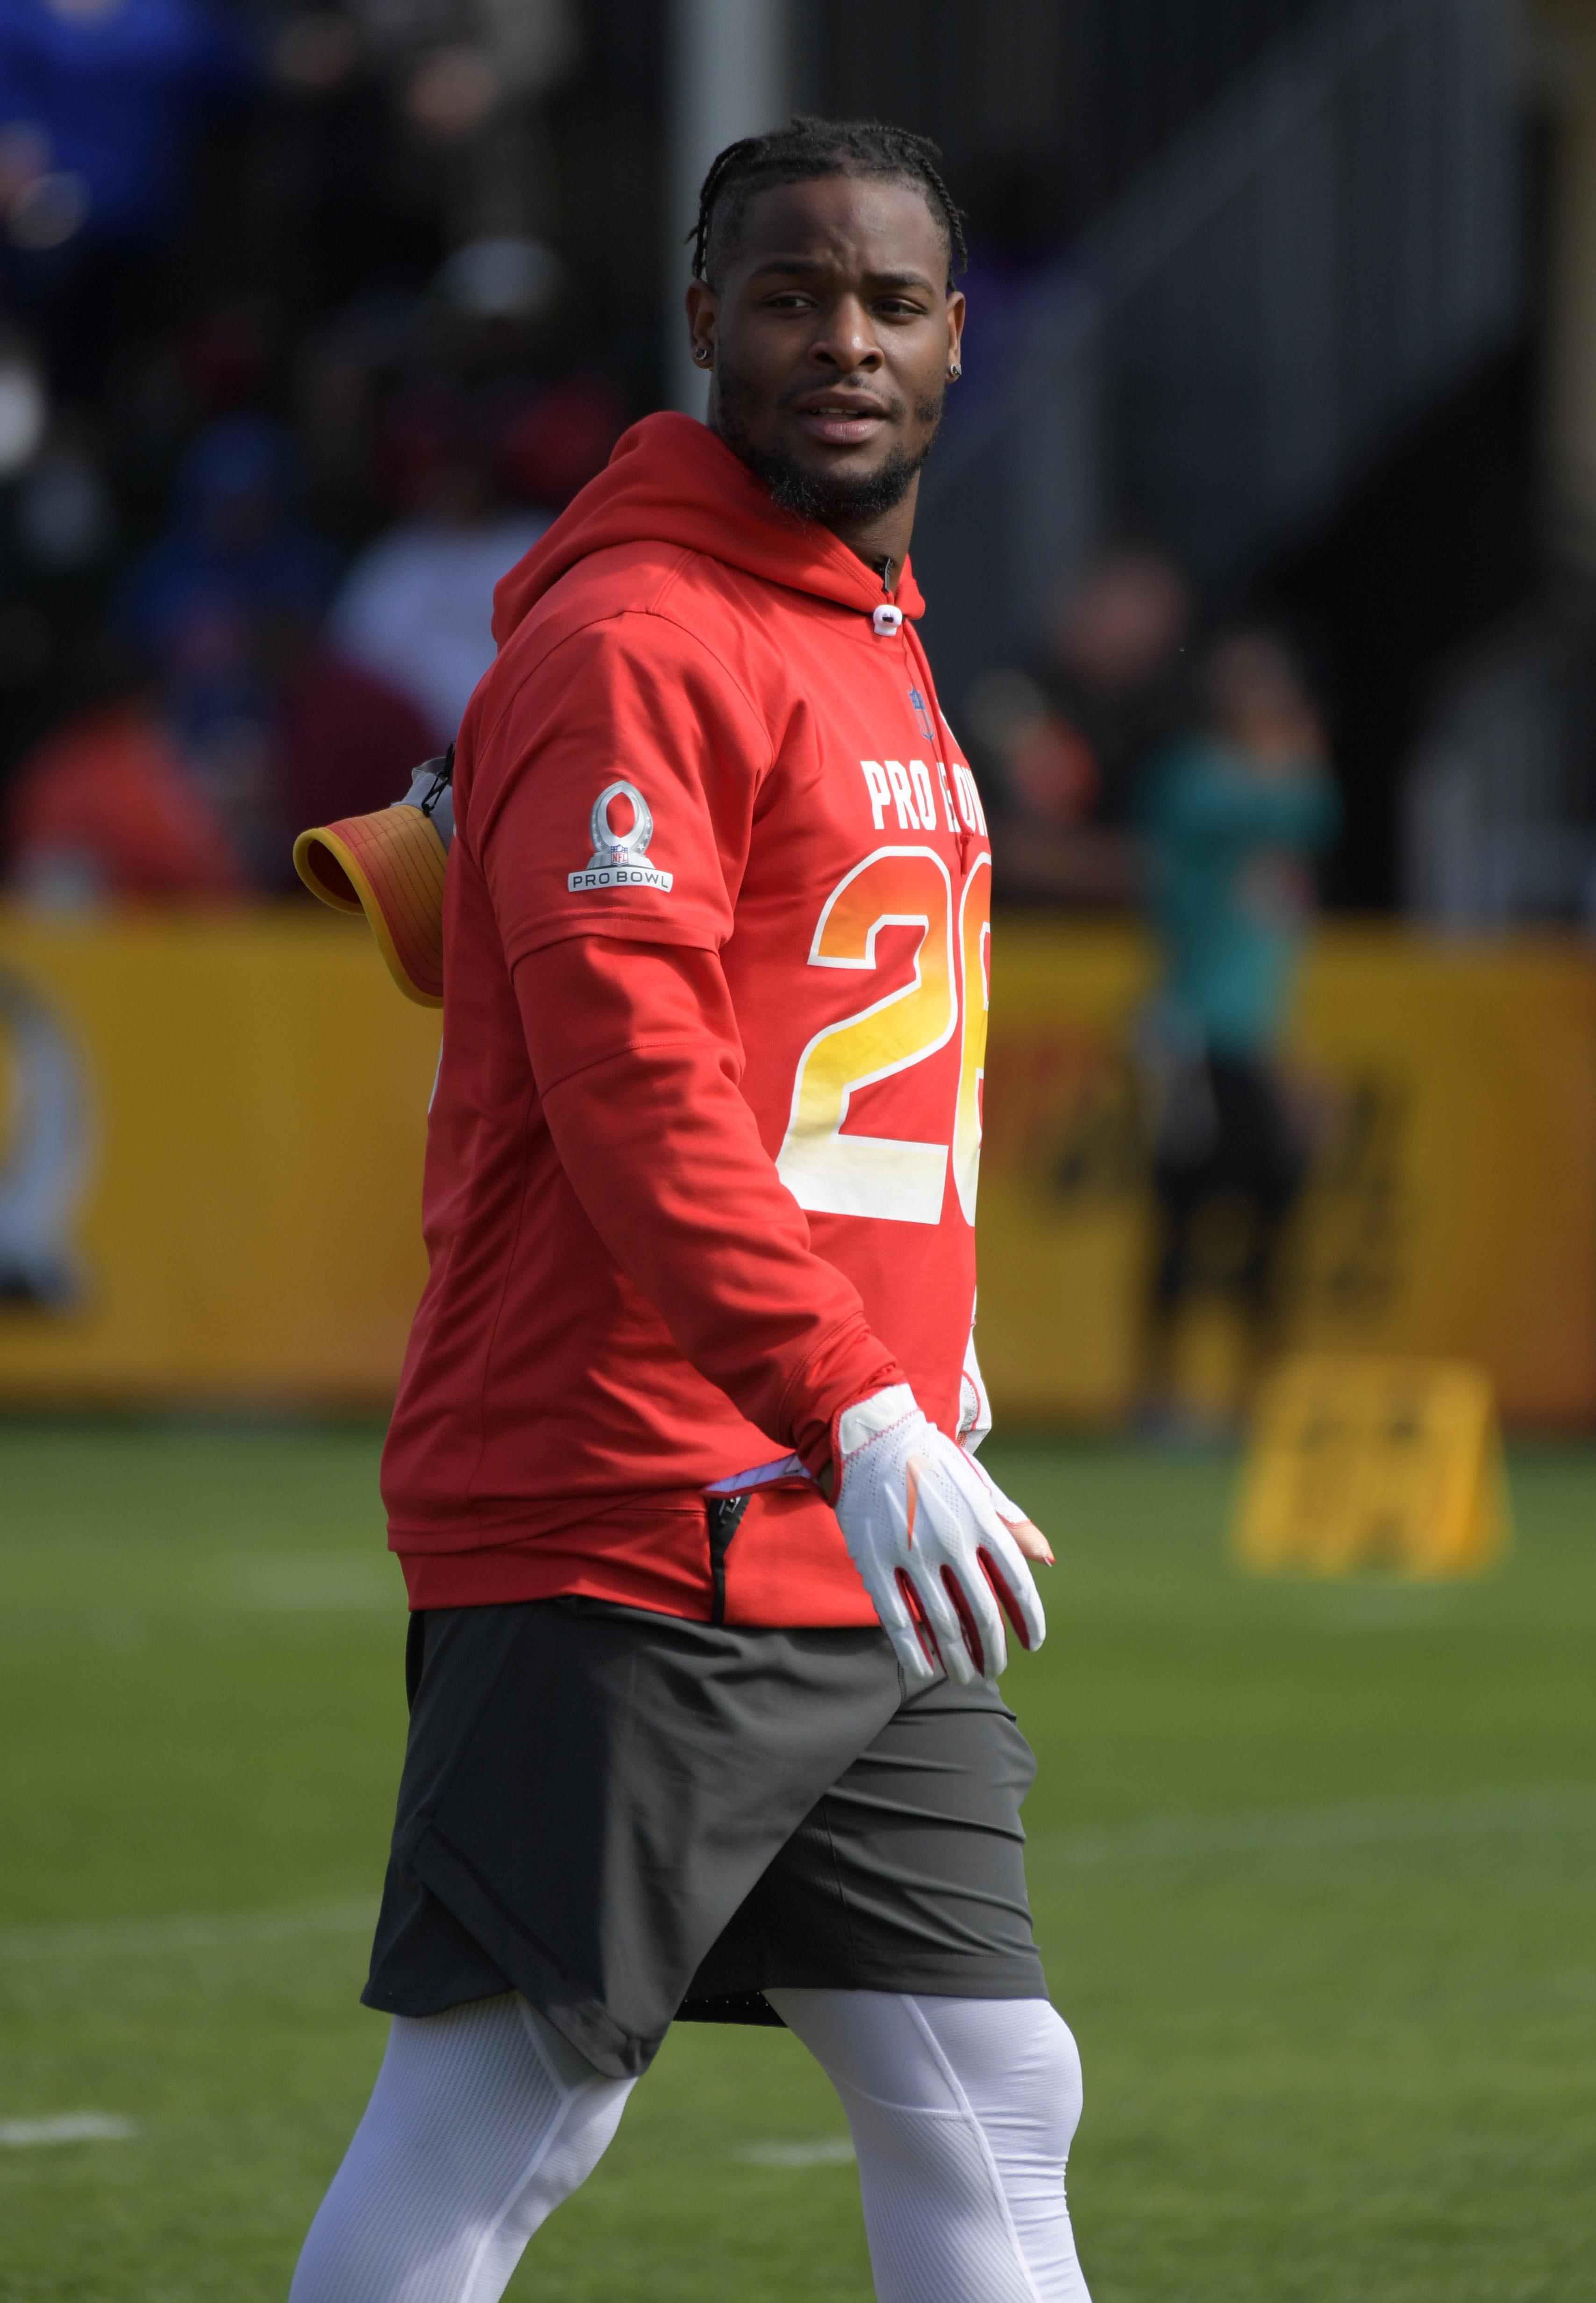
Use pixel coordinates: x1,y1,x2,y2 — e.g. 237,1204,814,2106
769,1989,1091,2303
289,1989,1090,2303
288,1994,635,2303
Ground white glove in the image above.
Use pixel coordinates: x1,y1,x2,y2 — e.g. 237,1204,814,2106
954,1327,1054,1562
957,1325,992,1453
832,1385,1047,1687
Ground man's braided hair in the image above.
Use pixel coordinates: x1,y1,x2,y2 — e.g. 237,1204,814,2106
691,117,968,292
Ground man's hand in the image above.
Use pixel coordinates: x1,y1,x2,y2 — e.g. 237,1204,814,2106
956,1330,1054,1565
961,1447,1055,1569
833,1386,1048,1687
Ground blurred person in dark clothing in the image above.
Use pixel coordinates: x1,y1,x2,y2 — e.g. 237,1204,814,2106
1133,628,1340,1424
0,0,256,401
0,395,119,781
117,410,337,659
265,603,436,842
973,547,1191,906
1044,549,1192,802
114,411,340,885
95,413,437,890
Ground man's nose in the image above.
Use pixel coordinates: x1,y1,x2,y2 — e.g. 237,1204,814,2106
810,299,883,372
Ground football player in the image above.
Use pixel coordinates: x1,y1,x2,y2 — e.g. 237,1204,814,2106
291,117,1092,2303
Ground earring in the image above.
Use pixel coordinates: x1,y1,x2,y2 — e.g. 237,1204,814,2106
948,361,962,381
693,345,711,365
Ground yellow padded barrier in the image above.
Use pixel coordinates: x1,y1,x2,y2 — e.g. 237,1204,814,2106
1232,1354,1510,1578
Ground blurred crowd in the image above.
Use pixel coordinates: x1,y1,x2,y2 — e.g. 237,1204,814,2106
969,552,1341,1423
0,0,619,904
0,0,1354,1423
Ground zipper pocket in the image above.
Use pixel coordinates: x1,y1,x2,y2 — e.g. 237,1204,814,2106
705,1495,749,1627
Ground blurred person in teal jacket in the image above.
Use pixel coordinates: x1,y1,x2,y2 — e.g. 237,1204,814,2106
1134,628,1340,1423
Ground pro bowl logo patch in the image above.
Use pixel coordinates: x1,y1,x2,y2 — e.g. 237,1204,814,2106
568,780,673,894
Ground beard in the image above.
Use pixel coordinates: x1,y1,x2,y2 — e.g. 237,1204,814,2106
714,358,943,525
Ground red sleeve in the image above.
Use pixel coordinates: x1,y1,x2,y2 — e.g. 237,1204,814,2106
470,614,768,966
514,934,904,1470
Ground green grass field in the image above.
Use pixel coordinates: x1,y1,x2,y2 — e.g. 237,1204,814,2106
1,1424,1592,2302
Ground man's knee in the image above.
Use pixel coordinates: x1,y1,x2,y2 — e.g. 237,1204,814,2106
770,1988,1083,2164
916,1995,1083,2164
289,1995,634,2303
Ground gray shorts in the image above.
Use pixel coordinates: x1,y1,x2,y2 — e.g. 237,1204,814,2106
363,1597,1047,2080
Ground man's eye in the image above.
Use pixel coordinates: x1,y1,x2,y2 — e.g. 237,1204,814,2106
876,300,926,319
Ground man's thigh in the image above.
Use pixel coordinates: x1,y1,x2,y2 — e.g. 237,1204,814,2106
363,1598,904,2075
684,1673,1048,2007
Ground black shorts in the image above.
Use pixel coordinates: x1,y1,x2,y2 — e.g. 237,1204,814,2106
362,1597,1047,2080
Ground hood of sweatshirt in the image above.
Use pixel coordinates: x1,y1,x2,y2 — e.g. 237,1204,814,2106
490,410,925,646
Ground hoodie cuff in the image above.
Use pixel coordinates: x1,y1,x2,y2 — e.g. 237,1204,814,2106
781,1316,905,1488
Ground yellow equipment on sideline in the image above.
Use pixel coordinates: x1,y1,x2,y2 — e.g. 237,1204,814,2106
1232,1354,1510,1578
292,751,453,1008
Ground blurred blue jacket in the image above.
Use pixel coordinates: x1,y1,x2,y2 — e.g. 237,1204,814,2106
0,0,255,245
116,413,338,662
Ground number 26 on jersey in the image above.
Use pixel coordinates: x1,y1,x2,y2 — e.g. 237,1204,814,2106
776,845,989,1227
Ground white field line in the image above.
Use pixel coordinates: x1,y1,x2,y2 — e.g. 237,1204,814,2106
1,1788,1590,1974
5,1553,404,1621
736,2138,855,2168
0,1898,376,1967
0,2113,136,2148
1031,1786,1596,1872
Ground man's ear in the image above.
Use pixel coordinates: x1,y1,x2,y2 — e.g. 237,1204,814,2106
685,279,719,369
946,287,966,371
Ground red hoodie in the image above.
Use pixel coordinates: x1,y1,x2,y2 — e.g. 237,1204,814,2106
382,412,992,1625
